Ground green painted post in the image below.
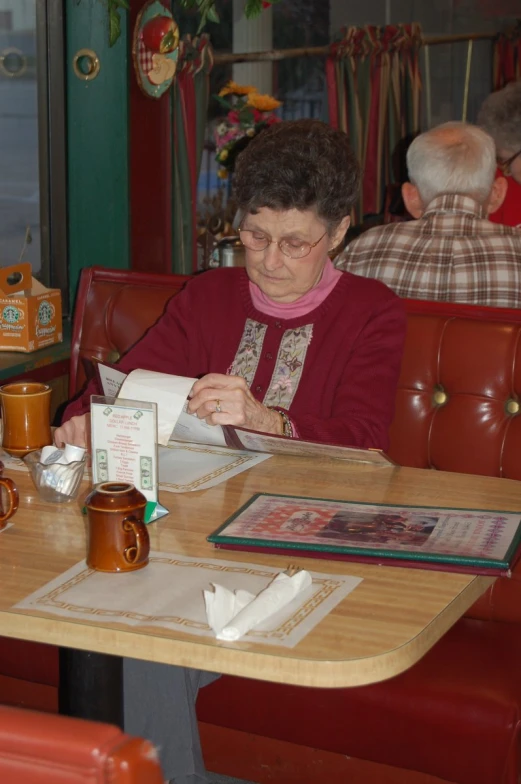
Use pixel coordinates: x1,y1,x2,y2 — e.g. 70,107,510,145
66,0,130,307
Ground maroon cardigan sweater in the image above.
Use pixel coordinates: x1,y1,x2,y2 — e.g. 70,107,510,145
63,268,406,451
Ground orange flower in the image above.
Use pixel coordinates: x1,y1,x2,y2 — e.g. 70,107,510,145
246,93,282,111
219,81,258,97
217,168,229,180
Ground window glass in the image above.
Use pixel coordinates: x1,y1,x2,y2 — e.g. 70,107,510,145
0,0,40,274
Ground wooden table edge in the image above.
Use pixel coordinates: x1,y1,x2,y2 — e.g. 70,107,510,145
0,573,492,689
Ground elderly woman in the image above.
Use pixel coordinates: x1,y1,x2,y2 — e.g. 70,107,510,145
56,119,405,450
478,80,521,228
55,119,406,784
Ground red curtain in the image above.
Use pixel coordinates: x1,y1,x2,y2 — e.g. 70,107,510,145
493,22,521,89
172,34,213,274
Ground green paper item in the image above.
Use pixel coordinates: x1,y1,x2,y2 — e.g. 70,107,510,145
144,501,157,524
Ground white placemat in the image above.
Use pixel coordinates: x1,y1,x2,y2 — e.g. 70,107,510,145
1,445,271,494
13,551,362,648
158,442,271,492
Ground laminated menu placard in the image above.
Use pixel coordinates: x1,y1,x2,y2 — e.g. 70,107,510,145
208,493,521,576
90,395,168,523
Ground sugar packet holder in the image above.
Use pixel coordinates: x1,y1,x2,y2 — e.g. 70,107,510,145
90,395,168,523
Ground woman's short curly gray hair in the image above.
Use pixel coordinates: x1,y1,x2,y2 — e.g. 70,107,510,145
233,119,360,232
477,81,521,152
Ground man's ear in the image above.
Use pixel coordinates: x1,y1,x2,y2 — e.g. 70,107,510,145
330,215,351,251
487,176,508,215
401,182,424,219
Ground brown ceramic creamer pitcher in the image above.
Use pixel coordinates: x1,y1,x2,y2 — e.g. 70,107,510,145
0,381,52,457
85,482,150,572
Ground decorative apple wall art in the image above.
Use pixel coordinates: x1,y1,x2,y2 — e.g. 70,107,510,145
133,0,180,99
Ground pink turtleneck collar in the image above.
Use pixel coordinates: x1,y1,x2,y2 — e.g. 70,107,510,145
249,258,342,318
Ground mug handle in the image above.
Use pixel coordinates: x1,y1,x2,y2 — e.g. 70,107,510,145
122,515,150,565
0,477,19,527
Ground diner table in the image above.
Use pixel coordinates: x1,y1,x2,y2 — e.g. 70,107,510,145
0,454,509,724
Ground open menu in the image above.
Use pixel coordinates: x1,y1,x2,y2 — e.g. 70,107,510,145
207,493,521,575
96,364,394,466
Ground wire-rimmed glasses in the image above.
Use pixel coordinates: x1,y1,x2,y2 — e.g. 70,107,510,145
497,148,521,176
238,227,328,260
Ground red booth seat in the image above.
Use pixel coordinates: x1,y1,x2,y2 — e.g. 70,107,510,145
198,618,521,784
0,704,163,783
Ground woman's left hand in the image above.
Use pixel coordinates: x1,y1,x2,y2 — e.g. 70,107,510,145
188,373,282,435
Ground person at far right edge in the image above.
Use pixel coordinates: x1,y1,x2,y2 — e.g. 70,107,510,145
478,80,521,229
336,121,521,308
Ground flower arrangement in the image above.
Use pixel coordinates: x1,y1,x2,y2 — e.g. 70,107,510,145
213,81,282,179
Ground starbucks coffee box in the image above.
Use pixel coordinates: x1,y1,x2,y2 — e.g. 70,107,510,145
0,263,63,352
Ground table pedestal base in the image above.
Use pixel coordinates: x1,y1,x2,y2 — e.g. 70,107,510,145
58,648,123,728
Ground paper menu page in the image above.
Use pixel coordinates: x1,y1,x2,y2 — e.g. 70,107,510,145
118,369,195,446
98,364,127,397
98,364,228,448
173,406,228,447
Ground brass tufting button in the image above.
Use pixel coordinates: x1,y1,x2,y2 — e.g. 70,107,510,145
505,399,520,415
433,387,447,406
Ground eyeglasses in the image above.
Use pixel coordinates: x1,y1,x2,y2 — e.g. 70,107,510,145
238,227,328,259
497,148,521,176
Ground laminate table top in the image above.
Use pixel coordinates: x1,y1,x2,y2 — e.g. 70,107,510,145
0,457,507,688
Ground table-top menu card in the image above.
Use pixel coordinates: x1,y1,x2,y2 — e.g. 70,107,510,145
90,395,168,522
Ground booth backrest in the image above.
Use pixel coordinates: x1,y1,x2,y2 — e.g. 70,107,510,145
69,266,190,397
0,704,164,783
389,299,521,480
69,269,521,624
71,270,521,481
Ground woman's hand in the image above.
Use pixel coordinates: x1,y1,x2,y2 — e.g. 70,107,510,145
54,414,90,448
188,373,282,435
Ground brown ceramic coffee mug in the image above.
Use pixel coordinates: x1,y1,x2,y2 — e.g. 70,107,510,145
0,381,52,457
84,482,150,572
0,460,19,529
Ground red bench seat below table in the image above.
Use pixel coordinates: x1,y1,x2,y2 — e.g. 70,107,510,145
197,618,521,784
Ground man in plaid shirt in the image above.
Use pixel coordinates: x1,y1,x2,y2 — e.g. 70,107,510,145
336,122,521,308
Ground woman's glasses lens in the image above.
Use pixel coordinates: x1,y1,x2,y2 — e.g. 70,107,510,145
239,230,268,250
239,230,310,259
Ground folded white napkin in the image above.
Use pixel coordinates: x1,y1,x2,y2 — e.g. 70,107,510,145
38,444,87,496
204,569,312,642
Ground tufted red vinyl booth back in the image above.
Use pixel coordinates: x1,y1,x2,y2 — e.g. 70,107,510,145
0,704,163,783
70,270,521,480
69,267,191,398
389,300,521,479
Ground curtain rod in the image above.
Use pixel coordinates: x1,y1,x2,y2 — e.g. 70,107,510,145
213,31,496,65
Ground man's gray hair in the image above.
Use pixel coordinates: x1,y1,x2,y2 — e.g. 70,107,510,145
406,121,497,206
477,80,521,152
